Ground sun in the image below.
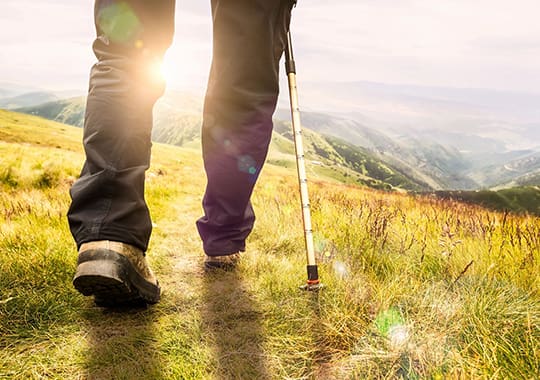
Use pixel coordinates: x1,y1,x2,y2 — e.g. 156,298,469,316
159,59,175,84
148,48,210,90
155,55,192,89
147,56,178,87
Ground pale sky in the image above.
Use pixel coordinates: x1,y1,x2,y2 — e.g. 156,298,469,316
1,0,540,94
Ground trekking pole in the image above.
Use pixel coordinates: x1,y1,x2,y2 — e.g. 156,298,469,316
285,29,322,291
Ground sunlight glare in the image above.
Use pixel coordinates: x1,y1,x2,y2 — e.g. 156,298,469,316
332,261,348,279
388,324,409,348
158,56,193,89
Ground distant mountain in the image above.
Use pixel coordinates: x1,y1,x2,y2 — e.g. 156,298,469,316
15,97,86,127
151,100,431,190
0,82,45,98
292,81,540,125
0,89,13,98
271,119,430,191
275,109,478,190
287,81,540,156
152,113,202,147
504,172,540,187
280,81,540,189
151,92,204,147
0,91,59,109
11,82,540,191
470,152,540,188
273,109,392,151
11,92,431,191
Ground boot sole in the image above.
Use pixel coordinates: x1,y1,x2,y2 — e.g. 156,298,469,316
73,249,160,307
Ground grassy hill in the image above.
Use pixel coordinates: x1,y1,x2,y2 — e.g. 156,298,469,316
15,96,86,128
17,94,540,193
271,120,431,191
19,95,432,191
1,109,539,379
274,109,479,190
12,86,540,192
427,187,540,216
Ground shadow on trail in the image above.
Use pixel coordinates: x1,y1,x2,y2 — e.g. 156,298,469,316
202,269,270,379
81,304,161,379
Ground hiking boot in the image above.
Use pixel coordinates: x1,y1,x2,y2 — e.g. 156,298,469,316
204,252,241,271
73,241,160,307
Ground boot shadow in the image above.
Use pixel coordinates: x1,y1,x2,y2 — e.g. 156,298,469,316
202,269,270,379
81,304,161,380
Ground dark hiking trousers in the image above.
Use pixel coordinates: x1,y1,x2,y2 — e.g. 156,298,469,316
68,0,295,256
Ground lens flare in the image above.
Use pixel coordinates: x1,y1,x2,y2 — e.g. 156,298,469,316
148,60,165,84
237,155,257,176
374,306,409,349
159,58,181,86
388,324,409,348
97,2,141,44
313,235,338,262
332,260,348,279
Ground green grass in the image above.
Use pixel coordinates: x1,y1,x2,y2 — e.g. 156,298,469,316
1,110,539,379
430,187,540,216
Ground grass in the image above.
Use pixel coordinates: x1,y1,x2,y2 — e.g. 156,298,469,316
0,109,539,379
429,188,540,216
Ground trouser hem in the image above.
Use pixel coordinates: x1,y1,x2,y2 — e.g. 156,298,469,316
74,226,150,253
203,246,246,257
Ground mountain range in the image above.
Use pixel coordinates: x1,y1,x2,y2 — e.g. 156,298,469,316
2,81,540,192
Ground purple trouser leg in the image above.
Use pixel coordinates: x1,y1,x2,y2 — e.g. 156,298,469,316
197,0,294,256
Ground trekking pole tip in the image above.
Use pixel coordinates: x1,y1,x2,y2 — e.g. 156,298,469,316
299,281,324,292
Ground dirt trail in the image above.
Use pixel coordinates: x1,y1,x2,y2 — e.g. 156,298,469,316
80,187,276,379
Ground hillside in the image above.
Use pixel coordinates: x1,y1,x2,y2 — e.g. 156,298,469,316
278,81,540,189
503,171,540,187
9,92,540,209
1,110,539,379
424,187,540,216
273,109,479,190
271,119,432,191
15,94,430,191
468,151,540,188
15,96,86,128
14,88,540,191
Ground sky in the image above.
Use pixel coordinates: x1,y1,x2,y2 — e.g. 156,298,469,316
1,0,540,94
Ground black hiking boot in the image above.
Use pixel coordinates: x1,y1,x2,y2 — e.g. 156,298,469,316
73,241,160,307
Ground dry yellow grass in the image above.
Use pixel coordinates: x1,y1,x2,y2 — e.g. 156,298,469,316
0,109,538,379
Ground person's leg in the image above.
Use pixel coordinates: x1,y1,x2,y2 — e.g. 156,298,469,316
69,0,175,305
197,0,295,258
68,0,175,252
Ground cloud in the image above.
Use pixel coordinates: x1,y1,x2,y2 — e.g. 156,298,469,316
0,0,94,89
1,0,540,93
291,0,540,92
